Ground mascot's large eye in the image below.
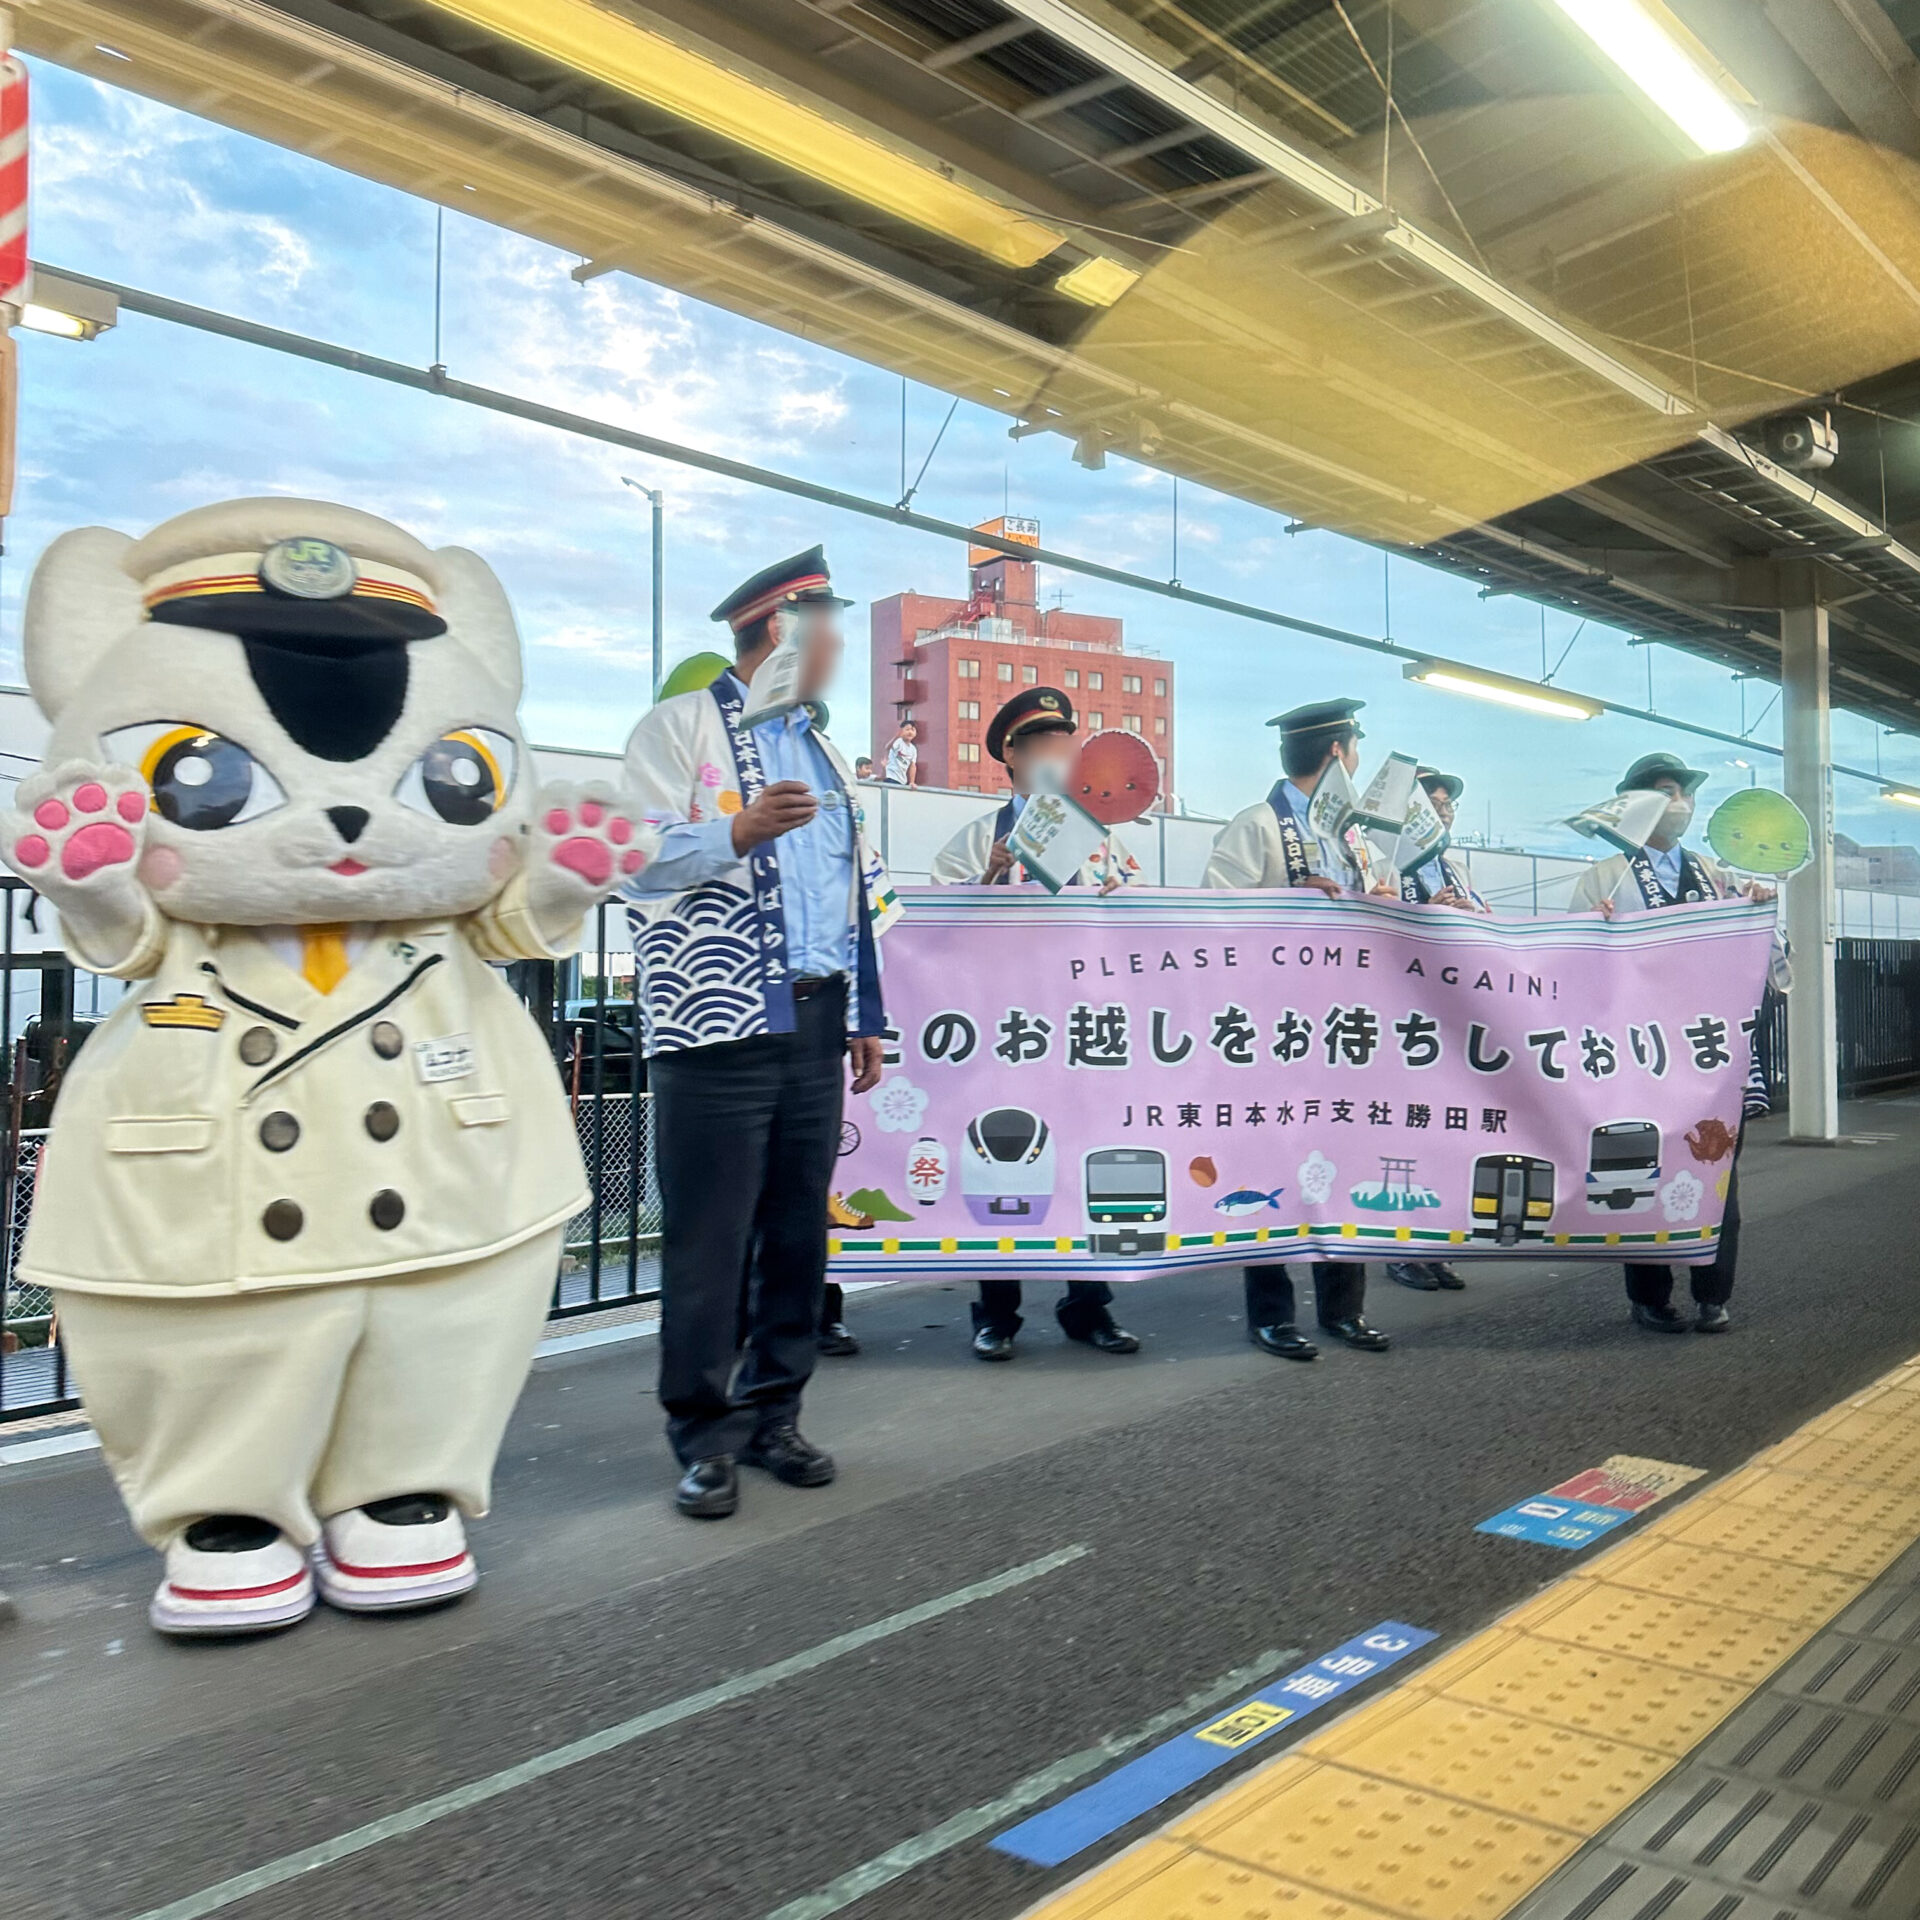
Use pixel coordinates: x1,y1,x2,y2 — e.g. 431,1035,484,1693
396,728,516,826
101,723,288,831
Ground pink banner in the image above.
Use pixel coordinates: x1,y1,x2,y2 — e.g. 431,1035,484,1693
829,888,1774,1279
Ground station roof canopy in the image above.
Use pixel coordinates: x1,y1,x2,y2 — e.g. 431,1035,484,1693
24,0,1920,731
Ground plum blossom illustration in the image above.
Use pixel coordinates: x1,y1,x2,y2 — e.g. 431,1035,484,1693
869,1075,930,1134
1660,1169,1704,1223
1297,1150,1337,1206
698,761,725,788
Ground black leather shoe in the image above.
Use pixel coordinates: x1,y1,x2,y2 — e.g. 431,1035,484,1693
1429,1262,1466,1290
1074,1323,1141,1355
973,1327,1016,1361
1324,1316,1391,1351
743,1422,836,1487
1694,1304,1731,1333
1385,1261,1439,1291
817,1321,861,1357
1251,1322,1318,1361
674,1456,738,1519
1630,1302,1689,1334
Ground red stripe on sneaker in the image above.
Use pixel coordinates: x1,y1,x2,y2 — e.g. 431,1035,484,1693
167,1569,309,1602
328,1550,471,1580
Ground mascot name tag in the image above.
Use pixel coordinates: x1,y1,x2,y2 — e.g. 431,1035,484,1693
413,1032,476,1083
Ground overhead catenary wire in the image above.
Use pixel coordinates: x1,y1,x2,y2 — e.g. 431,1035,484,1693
41,262,1915,793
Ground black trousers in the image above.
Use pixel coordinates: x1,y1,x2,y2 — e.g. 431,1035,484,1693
652,983,845,1463
1244,1262,1365,1330
1624,1133,1743,1311
820,1281,845,1332
972,1279,1114,1339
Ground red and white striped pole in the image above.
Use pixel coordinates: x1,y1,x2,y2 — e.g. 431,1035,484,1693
0,7,25,528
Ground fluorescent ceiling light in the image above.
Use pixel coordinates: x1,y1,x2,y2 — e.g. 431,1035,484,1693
1403,658,1601,720
17,269,118,342
1884,787,1920,811
423,0,1066,270
1054,256,1140,307
1550,0,1749,156
995,0,1689,417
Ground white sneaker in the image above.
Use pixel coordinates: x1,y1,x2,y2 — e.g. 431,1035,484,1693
311,1503,477,1613
150,1533,315,1637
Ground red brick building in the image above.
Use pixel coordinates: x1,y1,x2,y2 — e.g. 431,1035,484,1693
869,520,1174,800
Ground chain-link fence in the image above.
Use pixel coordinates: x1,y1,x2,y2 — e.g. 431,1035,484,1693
558,1092,662,1313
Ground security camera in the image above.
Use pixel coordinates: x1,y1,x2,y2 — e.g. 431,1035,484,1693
1762,411,1837,471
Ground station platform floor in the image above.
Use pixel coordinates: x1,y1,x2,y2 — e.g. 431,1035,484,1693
5,1093,1920,1920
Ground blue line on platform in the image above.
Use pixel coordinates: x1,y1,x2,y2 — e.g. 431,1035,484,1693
990,1620,1436,1869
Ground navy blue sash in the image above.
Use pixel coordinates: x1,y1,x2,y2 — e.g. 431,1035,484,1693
1626,845,1716,909
1265,783,1315,886
712,675,795,1035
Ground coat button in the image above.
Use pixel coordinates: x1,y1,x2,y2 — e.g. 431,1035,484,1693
364,1101,400,1142
262,1198,303,1240
259,1110,300,1153
239,1025,277,1067
369,1189,406,1231
370,1020,404,1059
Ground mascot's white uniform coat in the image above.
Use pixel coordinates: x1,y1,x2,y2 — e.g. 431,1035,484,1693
1,499,649,1635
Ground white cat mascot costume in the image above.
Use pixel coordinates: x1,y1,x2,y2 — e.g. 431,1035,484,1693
0,499,650,1637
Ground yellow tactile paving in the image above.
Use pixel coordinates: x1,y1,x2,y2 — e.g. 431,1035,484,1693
1176,1768,1580,1920
1017,1352,1920,1920
1508,1579,1817,1685
1406,1632,1751,1756
1305,1693,1671,1832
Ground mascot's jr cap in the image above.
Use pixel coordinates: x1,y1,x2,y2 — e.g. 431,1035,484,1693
986,685,1074,762
711,545,852,632
129,499,447,647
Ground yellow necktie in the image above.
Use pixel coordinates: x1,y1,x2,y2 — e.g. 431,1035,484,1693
300,925,351,995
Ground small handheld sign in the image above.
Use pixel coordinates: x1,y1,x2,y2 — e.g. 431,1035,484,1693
1006,788,1107,893
1567,789,1669,855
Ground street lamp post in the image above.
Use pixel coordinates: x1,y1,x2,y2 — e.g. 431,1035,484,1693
620,475,664,700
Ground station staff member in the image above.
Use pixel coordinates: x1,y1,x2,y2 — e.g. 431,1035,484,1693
1203,699,1393,1360
623,547,887,1517
931,686,1141,1361
1388,766,1482,1294
1571,750,1771,1336
1402,767,1487,912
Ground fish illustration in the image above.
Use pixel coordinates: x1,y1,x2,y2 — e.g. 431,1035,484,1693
1214,1186,1286,1216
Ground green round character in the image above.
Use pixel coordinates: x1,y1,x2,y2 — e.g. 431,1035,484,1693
657,650,733,699
1706,788,1811,876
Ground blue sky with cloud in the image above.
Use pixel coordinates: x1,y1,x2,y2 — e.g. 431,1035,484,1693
12,61,1920,857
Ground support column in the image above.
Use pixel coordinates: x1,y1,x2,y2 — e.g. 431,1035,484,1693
1781,599,1840,1140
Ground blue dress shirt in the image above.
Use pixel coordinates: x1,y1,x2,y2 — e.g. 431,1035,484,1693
1647,843,1684,893
627,678,856,987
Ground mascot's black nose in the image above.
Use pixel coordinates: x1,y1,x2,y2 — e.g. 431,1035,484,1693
327,806,370,844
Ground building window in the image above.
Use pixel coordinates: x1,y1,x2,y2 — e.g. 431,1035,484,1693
1064,669,1079,688
997,662,1014,682
1154,716,1167,736
1088,712,1104,729
1122,674,1142,694
958,742,981,763
1124,713,1142,732
1088,671,1104,691
957,699,980,720
1022,664,1038,684
1154,678,1167,697
957,657,980,679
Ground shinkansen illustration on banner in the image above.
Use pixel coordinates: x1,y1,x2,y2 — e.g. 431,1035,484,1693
960,1107,1056,1225
1084,1147,1168,1258
1471,1153,1556,1245
1586,1120,1662,1214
